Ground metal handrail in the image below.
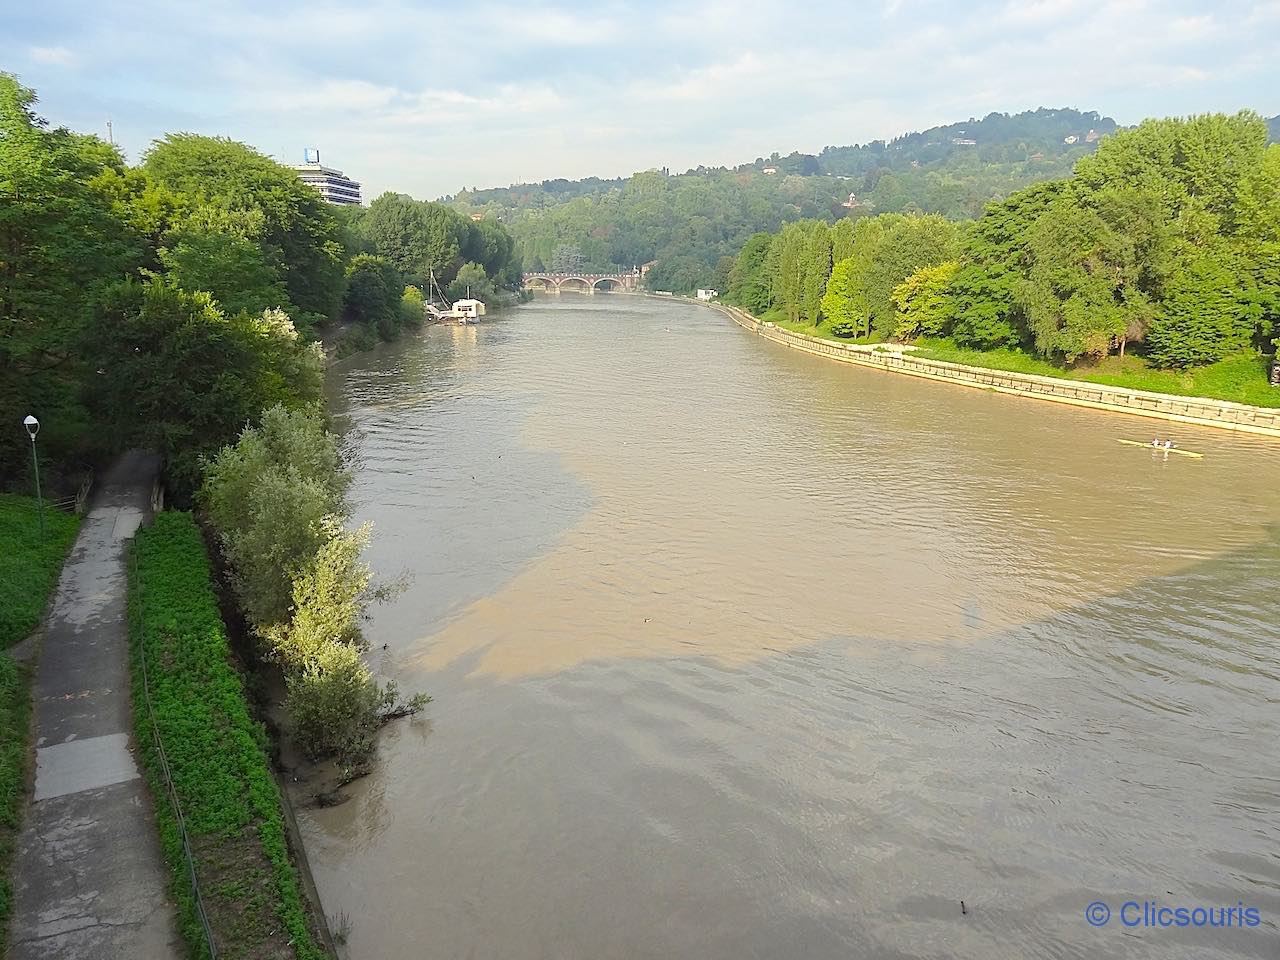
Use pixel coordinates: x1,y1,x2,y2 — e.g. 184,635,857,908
132,549,220,960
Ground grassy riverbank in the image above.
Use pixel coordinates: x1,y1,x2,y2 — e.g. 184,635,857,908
745,309,1280,409
0,494,81,649
129,512,328,960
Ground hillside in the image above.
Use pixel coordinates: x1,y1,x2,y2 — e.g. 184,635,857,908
450,108,1116,292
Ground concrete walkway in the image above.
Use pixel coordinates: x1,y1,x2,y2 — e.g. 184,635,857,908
9,451,182,959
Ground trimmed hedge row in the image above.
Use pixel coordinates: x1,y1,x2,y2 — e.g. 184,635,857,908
129,512,327,959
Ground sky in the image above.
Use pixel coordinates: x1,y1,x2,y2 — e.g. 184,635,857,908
4,0,1279,201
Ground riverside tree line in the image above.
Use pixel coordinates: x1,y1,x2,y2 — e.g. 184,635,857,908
0,74,522,765
726,112,1280,376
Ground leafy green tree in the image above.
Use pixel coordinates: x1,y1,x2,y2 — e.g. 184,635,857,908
446,262,496,302
892,261,959,340
1013,202,1150,361
0,73,142,475
400,285,426,328
1147,255,1253,367
940,181,1065,348
343,253,404,340
359,193,468,285
144,134,344,327
158,205,294,320
726,232,774,313
821,258,869,337
86,279,321,492
802,227,833,324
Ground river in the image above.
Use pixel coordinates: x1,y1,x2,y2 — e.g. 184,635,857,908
301,294,1280,959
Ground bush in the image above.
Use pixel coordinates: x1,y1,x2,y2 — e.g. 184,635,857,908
201,405,349,630
129,512,326,959
831,322,857,339
202,408,427,769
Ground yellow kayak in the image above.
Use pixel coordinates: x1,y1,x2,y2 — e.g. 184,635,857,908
1116,438,1204,459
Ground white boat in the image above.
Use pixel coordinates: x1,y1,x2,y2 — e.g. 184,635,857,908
446,298,486,323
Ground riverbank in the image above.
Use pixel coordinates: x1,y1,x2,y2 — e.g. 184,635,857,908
709,301,1280,438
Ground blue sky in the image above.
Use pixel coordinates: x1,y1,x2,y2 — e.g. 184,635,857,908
4,0,1278,200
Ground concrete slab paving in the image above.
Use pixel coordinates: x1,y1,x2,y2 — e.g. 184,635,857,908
9,451,183,960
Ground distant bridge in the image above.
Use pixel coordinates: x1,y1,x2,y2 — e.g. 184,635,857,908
523,269,641,294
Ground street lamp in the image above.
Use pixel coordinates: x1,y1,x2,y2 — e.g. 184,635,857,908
23,415,44,541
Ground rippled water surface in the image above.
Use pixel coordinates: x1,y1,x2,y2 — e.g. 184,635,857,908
300,295,1280,958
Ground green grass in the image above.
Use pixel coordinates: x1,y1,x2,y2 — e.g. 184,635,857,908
0,656,31,944
911,340,1280,408
129,512,328,960
0,494,81,649
746,311,1280,408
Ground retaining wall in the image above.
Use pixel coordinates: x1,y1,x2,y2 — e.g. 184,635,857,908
709,304,1280,438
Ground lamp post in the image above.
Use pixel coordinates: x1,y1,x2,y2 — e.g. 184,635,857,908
23,415,44,542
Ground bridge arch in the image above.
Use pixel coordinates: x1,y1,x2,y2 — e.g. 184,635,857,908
556,276,591,294
593,277,623,292
524,276,555,292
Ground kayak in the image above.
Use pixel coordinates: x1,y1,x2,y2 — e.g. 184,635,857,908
1116,438,1204,459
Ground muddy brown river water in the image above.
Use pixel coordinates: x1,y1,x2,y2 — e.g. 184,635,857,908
299,294,1280,959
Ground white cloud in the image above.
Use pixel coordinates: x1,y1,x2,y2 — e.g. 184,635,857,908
29,45,77,67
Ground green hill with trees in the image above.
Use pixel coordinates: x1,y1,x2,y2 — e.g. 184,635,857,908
723,111,1280,407
449,108,1117,293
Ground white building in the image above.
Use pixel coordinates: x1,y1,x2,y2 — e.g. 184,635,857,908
696,289,719,301
293,149,361,205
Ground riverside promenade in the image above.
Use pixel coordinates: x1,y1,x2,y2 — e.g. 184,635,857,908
707,301,1280,438
9,452,180,960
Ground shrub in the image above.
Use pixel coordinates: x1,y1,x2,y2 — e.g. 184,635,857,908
831,322,857,339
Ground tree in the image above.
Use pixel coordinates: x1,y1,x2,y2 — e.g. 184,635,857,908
726,232,774,313
892,261,959,340
1013,202,1148,362
359,192,470,285
158,205,294,320
144,134,345,327
446,262,496,302
802,227,833,324
550,243,587,273
940,180,1066,348
0,73,142,477
343,253,404,340
1147,255,1253,367
86,279,322,493
821,258,869,337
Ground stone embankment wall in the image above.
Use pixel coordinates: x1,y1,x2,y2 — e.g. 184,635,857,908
710,303,1280,438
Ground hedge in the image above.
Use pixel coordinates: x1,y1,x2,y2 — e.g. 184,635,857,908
129,512,327,959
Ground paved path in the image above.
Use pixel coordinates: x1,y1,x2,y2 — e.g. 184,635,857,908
9,451,182,960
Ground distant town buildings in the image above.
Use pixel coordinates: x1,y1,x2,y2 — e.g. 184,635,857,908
950,137,977,146
470,212,485,221
292,149,361,205
1063,135,1080,145
1085,129,1101,143
696,289,718,301
762,166,778,175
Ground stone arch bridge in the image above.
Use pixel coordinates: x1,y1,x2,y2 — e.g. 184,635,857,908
523,269,641,294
